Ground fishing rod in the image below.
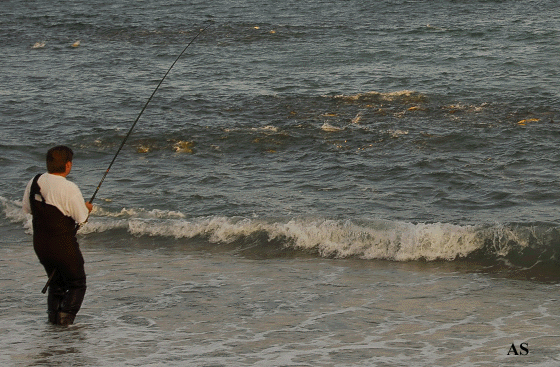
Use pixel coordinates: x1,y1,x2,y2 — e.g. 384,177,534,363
89,26,207,204
41,27,207,294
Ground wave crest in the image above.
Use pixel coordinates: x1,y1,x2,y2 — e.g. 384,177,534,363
3,197,559,273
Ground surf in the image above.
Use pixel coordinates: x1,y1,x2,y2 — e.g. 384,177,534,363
4,196,559,279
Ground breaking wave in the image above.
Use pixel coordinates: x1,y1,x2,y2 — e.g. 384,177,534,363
3,196,560,279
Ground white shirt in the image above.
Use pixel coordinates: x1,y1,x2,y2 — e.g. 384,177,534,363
22,173,89,224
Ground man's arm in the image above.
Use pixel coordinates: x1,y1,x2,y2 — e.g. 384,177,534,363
22,179,33,214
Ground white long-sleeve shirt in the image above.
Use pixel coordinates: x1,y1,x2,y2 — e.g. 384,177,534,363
22,173,89,224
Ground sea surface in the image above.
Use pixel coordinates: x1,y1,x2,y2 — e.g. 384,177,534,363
1,0,560,365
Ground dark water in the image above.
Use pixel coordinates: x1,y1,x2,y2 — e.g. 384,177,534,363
2,1,560,365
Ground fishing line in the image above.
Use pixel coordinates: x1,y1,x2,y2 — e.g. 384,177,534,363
43,29,207,293
89,26,208,204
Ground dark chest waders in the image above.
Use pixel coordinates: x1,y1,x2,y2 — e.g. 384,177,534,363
30,174,87,325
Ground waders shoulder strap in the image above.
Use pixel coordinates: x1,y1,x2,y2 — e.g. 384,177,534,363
30,174,45,212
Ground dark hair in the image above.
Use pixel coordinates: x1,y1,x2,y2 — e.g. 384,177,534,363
46,146,74,173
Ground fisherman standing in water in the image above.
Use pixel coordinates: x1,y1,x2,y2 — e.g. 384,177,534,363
22,146,93,325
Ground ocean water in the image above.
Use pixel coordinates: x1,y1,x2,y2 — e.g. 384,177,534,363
1,0,560,365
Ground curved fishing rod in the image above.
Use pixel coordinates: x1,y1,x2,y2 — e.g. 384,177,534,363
89,26,208,204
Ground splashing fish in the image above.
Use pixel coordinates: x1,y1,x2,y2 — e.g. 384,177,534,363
32,42,46,49
173,141,195,153
517,118,539,125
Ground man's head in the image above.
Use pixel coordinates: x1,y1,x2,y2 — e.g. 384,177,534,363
46,146,74,174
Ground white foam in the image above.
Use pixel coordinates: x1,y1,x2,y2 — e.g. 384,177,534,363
321,123,344,132
387,129,409,138
103,213,486,261
251,125,279,133
126,216,263,243
0,196,31,230
331,90,427,103
0,197,532,262
269,219,482,261
92,206,186,219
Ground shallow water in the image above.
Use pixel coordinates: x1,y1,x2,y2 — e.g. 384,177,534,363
2,239,560,366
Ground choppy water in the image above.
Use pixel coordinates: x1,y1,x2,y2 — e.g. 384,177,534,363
2,0,560,365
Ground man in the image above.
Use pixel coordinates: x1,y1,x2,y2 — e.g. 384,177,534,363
22,146,93,326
